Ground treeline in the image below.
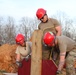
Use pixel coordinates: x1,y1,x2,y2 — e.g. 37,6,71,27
0,11,76,45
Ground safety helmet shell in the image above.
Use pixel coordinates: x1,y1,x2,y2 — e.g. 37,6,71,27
36,8,46,19
15,34,25,45
43,32,55,46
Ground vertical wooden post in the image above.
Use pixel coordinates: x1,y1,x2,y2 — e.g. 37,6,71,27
30,30,43,75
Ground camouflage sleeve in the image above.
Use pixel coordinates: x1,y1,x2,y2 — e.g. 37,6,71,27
58,52,66,71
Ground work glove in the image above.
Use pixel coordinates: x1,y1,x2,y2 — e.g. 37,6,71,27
56,70,62,75
25,55,31,61
16,61,22,67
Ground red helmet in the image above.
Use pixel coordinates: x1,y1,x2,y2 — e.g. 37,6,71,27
36,8,46,19
43,32,55,46
15,34,25,45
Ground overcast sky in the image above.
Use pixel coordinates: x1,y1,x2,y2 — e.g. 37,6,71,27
0,0,76,20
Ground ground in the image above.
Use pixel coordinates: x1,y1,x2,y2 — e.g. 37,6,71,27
0,44,18,73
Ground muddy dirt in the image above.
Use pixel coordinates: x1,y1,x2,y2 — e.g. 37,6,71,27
0,44,18,73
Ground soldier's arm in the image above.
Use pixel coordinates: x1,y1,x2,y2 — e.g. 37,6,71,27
15,47,21,61
55,25,61,36
58,52,66,71
52,18,62,36
16,54,21,61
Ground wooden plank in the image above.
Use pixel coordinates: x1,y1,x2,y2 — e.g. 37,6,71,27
30,30,43,75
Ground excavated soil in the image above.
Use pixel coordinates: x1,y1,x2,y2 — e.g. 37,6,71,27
0,44,18,73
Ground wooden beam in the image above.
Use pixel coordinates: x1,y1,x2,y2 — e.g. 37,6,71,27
31,30,43,75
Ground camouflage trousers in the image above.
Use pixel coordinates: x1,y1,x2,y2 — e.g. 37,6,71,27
66,49,76,75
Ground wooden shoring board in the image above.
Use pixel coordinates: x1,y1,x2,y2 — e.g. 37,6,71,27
30,30,43,75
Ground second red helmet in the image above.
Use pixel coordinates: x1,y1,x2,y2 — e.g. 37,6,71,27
43,32,55,46
36,8,46,19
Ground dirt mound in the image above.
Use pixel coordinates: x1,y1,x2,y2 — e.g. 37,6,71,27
0,44,18,73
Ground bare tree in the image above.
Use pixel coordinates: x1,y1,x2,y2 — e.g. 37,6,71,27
18,17,29,40
2,16,16,44
18,17,39,40
51,11,75,39
0,17,5,45
0,11,76,44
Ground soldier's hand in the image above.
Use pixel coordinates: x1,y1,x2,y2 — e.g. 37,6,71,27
25,55,31,61
16,61,22,67
56,70,62,75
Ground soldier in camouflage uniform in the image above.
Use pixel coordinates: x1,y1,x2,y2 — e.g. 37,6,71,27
43,32,76,75
36,8,61,60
